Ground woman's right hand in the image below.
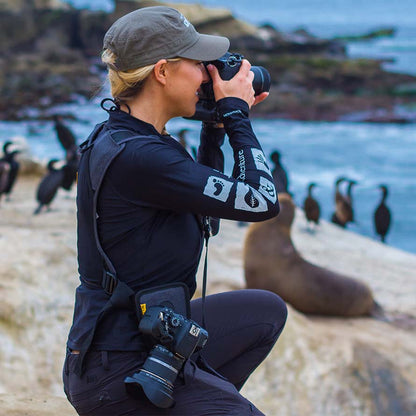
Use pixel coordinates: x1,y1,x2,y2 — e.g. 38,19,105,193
206,59,256,108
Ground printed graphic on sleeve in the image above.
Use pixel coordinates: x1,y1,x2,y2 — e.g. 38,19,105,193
258,176,277,203
203,176,233,202
234,183,268,212
252,148,272,175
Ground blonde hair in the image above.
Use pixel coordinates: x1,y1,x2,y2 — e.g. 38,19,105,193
102,49,180,104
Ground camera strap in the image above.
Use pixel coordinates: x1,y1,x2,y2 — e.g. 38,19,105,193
201,216,211,329
196,222,230,383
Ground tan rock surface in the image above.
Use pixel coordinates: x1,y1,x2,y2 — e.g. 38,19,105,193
1,175,415,415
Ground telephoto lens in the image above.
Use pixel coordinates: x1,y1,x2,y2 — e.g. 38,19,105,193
124,344,184,409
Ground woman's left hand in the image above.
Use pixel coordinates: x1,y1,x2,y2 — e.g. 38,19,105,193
252,92,269,108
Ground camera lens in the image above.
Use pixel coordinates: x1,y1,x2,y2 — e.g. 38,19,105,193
251,66,271,96
124,344,184,409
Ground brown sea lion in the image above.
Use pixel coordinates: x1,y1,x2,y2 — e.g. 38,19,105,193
244,193,380,317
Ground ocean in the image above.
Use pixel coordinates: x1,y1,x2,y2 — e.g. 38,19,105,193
2,0,415,254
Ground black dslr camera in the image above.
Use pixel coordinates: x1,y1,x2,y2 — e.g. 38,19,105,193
125,305,208,409
188,52,271,122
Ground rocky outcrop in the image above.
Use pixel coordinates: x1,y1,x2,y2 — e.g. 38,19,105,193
1,0,415,122
0,0,111,120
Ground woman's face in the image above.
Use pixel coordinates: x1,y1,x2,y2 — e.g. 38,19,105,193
165,58,210,118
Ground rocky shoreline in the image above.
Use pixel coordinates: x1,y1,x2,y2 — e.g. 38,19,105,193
1,0,416,123
1,173,415,415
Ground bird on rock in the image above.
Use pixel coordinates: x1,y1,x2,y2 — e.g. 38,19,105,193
331,177,357,228
34,159,65,215
303,182,320,230
0,141,21,202
270,150,290,194
374,184,392,243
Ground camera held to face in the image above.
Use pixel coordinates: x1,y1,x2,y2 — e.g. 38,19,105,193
187,52,271,123
125,305,208,408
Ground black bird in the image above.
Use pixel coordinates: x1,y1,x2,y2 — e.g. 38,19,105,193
0,159,11,202
270,150,290,194
0,141,21,201
34,159,65,215
374,184,391,243
303,182,320,229
53,115,77,155
61,151,79,191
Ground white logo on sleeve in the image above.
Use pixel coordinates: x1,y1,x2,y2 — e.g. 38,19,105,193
234,183,268,212
203,176,233,202
259,177,277,203
252,148,271,175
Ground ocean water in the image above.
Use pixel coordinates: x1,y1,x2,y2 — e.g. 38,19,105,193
2,0,415,254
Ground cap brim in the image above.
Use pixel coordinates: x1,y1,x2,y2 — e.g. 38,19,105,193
179,34,230,62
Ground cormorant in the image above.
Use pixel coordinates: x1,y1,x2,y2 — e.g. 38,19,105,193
374,184,391,243
270,150,290,194
61,151,79,191
345,179,358,222
331,176,348,227
53,115,77,155
0,159,11,202
0,141,21,201
34,159,65,215
303,182,320,229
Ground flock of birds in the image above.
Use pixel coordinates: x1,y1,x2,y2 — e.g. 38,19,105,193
270,151,392,243
0,115,79,214
1,123,391,243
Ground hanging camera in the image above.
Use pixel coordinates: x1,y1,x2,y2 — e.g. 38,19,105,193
124,284,208,409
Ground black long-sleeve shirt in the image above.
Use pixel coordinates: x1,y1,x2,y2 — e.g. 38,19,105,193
67,97,279,351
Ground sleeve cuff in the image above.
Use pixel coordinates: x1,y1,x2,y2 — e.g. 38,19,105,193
216,97,249,122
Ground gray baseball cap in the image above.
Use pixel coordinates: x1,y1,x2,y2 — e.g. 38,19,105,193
103,6,230,71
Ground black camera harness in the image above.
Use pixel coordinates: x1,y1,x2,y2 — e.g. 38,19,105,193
74,103,212,377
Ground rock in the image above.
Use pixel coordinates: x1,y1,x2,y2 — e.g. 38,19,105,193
0,394,76,415
0,0,69,13
114,0,258,38
334,27,396,42
0,176,416,414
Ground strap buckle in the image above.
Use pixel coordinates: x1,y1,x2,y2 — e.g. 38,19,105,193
102,270,118,295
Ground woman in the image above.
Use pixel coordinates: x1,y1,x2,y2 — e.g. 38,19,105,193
63,6,287,416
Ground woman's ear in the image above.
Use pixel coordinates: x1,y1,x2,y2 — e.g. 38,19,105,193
153,59,168,85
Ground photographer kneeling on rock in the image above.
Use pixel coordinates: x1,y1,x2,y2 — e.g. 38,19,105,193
63,6,287,415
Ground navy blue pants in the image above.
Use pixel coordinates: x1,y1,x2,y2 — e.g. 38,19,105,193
63,289,287,415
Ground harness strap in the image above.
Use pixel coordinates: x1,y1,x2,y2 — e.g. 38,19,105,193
74,123,214,377
74,127,138,376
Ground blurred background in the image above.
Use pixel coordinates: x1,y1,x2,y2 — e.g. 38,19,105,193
1,0,415,253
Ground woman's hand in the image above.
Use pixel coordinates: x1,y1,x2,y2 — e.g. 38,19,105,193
252,92,269,107
207,59,259,108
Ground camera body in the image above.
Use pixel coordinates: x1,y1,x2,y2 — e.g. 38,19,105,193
125,305,208,408
139,305,208,358
188,52,271,122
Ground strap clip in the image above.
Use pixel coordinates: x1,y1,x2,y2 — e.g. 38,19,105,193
102,270,118,295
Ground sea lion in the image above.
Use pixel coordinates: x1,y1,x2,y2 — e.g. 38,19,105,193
243,193,380,317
